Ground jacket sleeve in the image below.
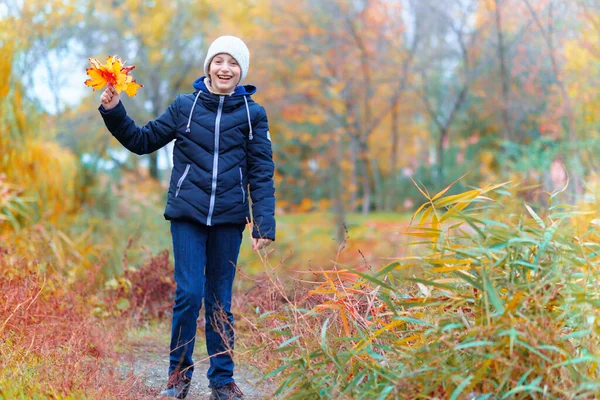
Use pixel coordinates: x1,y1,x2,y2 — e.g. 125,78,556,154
247,106,276,240
98,96,179,155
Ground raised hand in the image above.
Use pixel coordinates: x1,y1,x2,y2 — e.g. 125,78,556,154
100,85,120,110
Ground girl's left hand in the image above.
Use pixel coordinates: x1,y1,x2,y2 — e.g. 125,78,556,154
252,238,272,251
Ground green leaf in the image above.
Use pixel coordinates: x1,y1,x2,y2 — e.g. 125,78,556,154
320,317,330,350
455,341,495,350
501,377,544,399
395,316,434,327
525,203,545,228
278,335,301,349
483,274,504,314
551,355,600,369
375,261,402,277
450,375,473,400
451,271,483,291
351,268,395,291
264,362,292,379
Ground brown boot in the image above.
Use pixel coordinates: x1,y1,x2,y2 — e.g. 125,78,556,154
209,382,244,400
158,370,192,399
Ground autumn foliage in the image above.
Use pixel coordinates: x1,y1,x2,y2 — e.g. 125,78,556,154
0,245,140,398
4,0,600,398
85,56,143,96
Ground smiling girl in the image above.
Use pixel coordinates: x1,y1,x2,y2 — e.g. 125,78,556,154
98,36,276,400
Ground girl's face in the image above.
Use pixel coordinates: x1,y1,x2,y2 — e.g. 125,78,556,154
208,53,241,94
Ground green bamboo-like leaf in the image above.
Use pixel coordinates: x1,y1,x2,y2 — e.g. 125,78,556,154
483,274,504,314
550,355,600,369
455,341,495,350
264,361,292,379
450,375,473,400
278,335,301,349
501,377,544,399
451,271,483,290
351,268,395,291
525,203,545,228
395,316,434,327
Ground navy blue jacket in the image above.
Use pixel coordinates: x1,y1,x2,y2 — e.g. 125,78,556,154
98,77,276,240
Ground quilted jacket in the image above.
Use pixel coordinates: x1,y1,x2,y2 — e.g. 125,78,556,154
98,77,276,240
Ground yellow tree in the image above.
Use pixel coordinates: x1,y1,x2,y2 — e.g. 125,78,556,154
1,1,82,228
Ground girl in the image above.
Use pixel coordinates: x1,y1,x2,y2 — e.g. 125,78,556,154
99,36,276,400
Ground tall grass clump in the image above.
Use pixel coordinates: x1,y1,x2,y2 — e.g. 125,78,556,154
241,181,600,399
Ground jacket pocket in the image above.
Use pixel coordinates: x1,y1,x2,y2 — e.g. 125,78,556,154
175,164,191,197
239,167,246,204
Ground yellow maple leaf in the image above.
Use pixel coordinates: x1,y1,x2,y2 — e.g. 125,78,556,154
84,56,143,96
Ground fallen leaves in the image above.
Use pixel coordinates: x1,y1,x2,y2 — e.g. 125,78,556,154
84,56,143,96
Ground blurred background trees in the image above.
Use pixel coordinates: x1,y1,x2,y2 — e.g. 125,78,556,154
2,0,599,230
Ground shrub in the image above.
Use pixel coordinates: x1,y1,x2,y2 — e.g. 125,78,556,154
0,241,142,398
103,250,175,322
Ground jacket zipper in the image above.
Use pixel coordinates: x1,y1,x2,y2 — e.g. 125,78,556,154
206,96,225,226
239,167,246,204
175,164,191,197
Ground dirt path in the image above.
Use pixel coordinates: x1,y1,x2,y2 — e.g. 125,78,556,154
120,324,275,400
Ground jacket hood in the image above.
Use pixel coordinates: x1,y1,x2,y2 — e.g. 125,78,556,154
193,76,257,96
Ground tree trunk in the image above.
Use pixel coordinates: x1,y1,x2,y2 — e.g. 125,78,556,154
149,152,159,180
437,127,448,182
386,100,400,211
370,155,384,211
360,140,371,215
349,135,359,212
332,134,347,242
494,0,513,143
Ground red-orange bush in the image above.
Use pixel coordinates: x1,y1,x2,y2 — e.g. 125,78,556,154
0,243,145,398
104,250,176,322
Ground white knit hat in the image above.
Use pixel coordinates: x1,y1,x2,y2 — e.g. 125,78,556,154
203,36,250,84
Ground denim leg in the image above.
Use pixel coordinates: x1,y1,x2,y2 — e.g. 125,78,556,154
169,220,208,380
204,223,244,388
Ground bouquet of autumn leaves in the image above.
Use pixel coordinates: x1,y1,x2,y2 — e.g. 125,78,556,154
84,56,142,96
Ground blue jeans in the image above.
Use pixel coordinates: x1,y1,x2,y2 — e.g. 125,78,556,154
169,220,244,388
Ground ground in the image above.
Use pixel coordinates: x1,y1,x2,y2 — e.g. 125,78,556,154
120,322,275,400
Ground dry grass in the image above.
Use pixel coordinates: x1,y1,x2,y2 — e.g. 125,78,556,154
0,235,144,398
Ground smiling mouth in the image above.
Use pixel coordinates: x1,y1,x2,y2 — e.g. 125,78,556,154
217,75,233,81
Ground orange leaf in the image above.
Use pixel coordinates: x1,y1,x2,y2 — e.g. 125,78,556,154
84,56,143,96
